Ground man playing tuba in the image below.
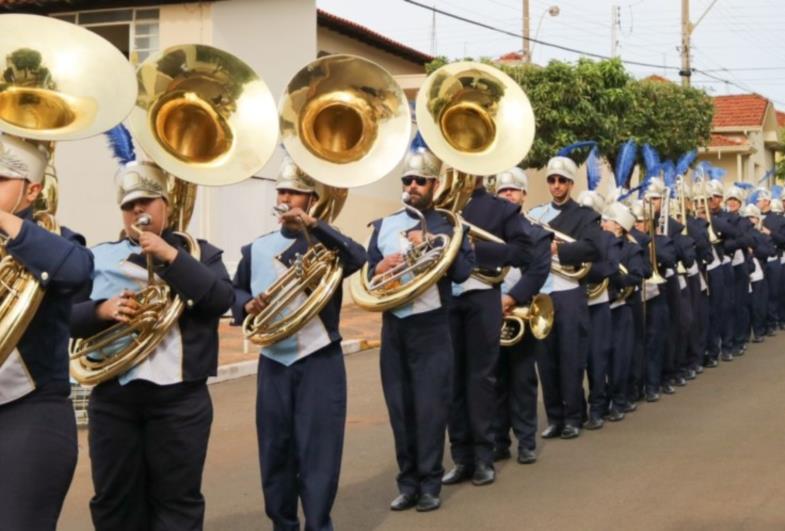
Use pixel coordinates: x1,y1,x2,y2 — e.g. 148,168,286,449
0,135,93,531
232,157,366,531
70,150,234,530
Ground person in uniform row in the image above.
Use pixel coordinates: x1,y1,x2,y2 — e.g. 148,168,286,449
577,190,620,430
740,204,775,343
755,189,785,336
366,142,475,512
684,190,712,380
600,201,645,419
626,201,653,406
529,156,602,439
724,186,755,357
232,157,367,531
70,153,234,531
0,135,94,531
491,167,552,464
444,169,531,487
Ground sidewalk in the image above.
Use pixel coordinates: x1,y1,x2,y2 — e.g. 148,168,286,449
213,304,381,382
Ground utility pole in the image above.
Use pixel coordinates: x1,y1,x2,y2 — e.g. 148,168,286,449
523,0,531,63
611,4,620,57
680,0,691,87
430,4,437,56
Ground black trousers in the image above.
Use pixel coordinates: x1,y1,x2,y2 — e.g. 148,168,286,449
494,333,540,453
779,260,785,326
733,264,750,349
381,309,452,496
686,274,708,370
706,267,725,360
751,280,768,339
721,262,736,355
663,275,684,381
0,383,76,531
586,301,611,419
645,292,668,392
448,289,502,466
88,379,213,531
537,287,589,428
258,342,346,531
626,293,646,402
609,303,633,411
765,260,780,332
677,279,694,373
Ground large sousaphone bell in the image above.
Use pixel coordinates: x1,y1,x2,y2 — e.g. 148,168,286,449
244,54,412,345
0,14,136,368
70,45,278,385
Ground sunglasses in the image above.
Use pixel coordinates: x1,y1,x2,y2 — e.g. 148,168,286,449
546,176,571,185
401,176,429,186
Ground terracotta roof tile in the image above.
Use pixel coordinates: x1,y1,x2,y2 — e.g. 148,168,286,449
317,9,433,65
712,94,770,127
709,133,748,148
642,74,671,83
497,51,524,62
777,111,785,128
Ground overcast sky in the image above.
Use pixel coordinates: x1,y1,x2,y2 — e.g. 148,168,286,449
318,0,785,107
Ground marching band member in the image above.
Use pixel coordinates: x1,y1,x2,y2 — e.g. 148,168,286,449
70,152,234,530
492,168,551,464
600,202,644,419
232,158,367,531
528,156,601,439
367,142,474,512
741,204,775,343
684,192,713,379
755,189,785,336
0,135,93,531
626,202,653,407
724,186,755,357
578,190,620,430
444,171,530,487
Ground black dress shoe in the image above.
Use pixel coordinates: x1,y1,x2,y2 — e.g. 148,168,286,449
442,464,474,485
560,425,581,439
416,493,441,512
685,369,697,380
662,384,675,395
606,409,625,422
752,336,764,343
674,376,688,387
695,365,704,374
735,348,746,357
390,493,418,511
492,447,511,462
721,353,734,362
703,358,719,368
517,448,537,464
541,424,563,438
645,392,660,402
623,402,638,413
471,463,495,486
766,329,776,337
584,417,604,430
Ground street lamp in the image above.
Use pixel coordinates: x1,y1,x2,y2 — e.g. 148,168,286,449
528,5,559,64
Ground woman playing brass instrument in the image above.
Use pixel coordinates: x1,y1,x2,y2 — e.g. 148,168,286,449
70,131,234,530
0,135,93,530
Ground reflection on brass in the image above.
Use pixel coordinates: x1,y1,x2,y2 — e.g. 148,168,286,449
501,293,554,346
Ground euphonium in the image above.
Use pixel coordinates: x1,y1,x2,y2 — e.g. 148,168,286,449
645,199,667,285
523,212,591,281
250,55,411,333
500,293,554,347
70,44,277,384
0,14,136,368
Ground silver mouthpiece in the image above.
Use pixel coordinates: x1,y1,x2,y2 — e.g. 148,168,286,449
136,214,152,227
273,204,290,216
401,192,411,204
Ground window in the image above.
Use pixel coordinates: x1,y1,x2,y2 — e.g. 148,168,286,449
52,7,160,64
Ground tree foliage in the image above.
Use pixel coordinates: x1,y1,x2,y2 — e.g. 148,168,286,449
423,57,714,170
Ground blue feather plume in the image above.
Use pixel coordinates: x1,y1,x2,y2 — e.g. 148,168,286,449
104,124,136,165
410,130,429,152
772,184,783,200
675,149,697,176
692,161,711,182
747,189,762,206
759,169,774,184
734,181,754,190
586,146,602,192
641,144,661,179
556,140,597,158
614,140,637,188
661,160,676,197
619,184,643,202
708,166,726,181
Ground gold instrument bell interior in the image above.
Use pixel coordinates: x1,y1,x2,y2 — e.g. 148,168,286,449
416,61,535,177
0,14,137,140
279,54,412,188
129,44,278,186
500,293,554,347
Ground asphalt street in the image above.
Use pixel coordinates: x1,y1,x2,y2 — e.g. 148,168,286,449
60,337,785,531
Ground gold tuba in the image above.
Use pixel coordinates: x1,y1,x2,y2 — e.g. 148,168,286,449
69,45,277,384
523,212,591,281
350,61,535,310
500,293,554,347
244,55,411,342
0,14,137,368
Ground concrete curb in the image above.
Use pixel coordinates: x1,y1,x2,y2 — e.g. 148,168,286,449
208,338,380,385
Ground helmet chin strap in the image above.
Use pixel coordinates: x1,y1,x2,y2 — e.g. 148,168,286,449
10,182,26,214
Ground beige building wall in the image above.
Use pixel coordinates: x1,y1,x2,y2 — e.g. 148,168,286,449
317,27,425,75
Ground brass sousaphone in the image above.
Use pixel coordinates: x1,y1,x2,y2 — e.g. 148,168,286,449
243,54,412,344
0,14,137,368
69,44,278,384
